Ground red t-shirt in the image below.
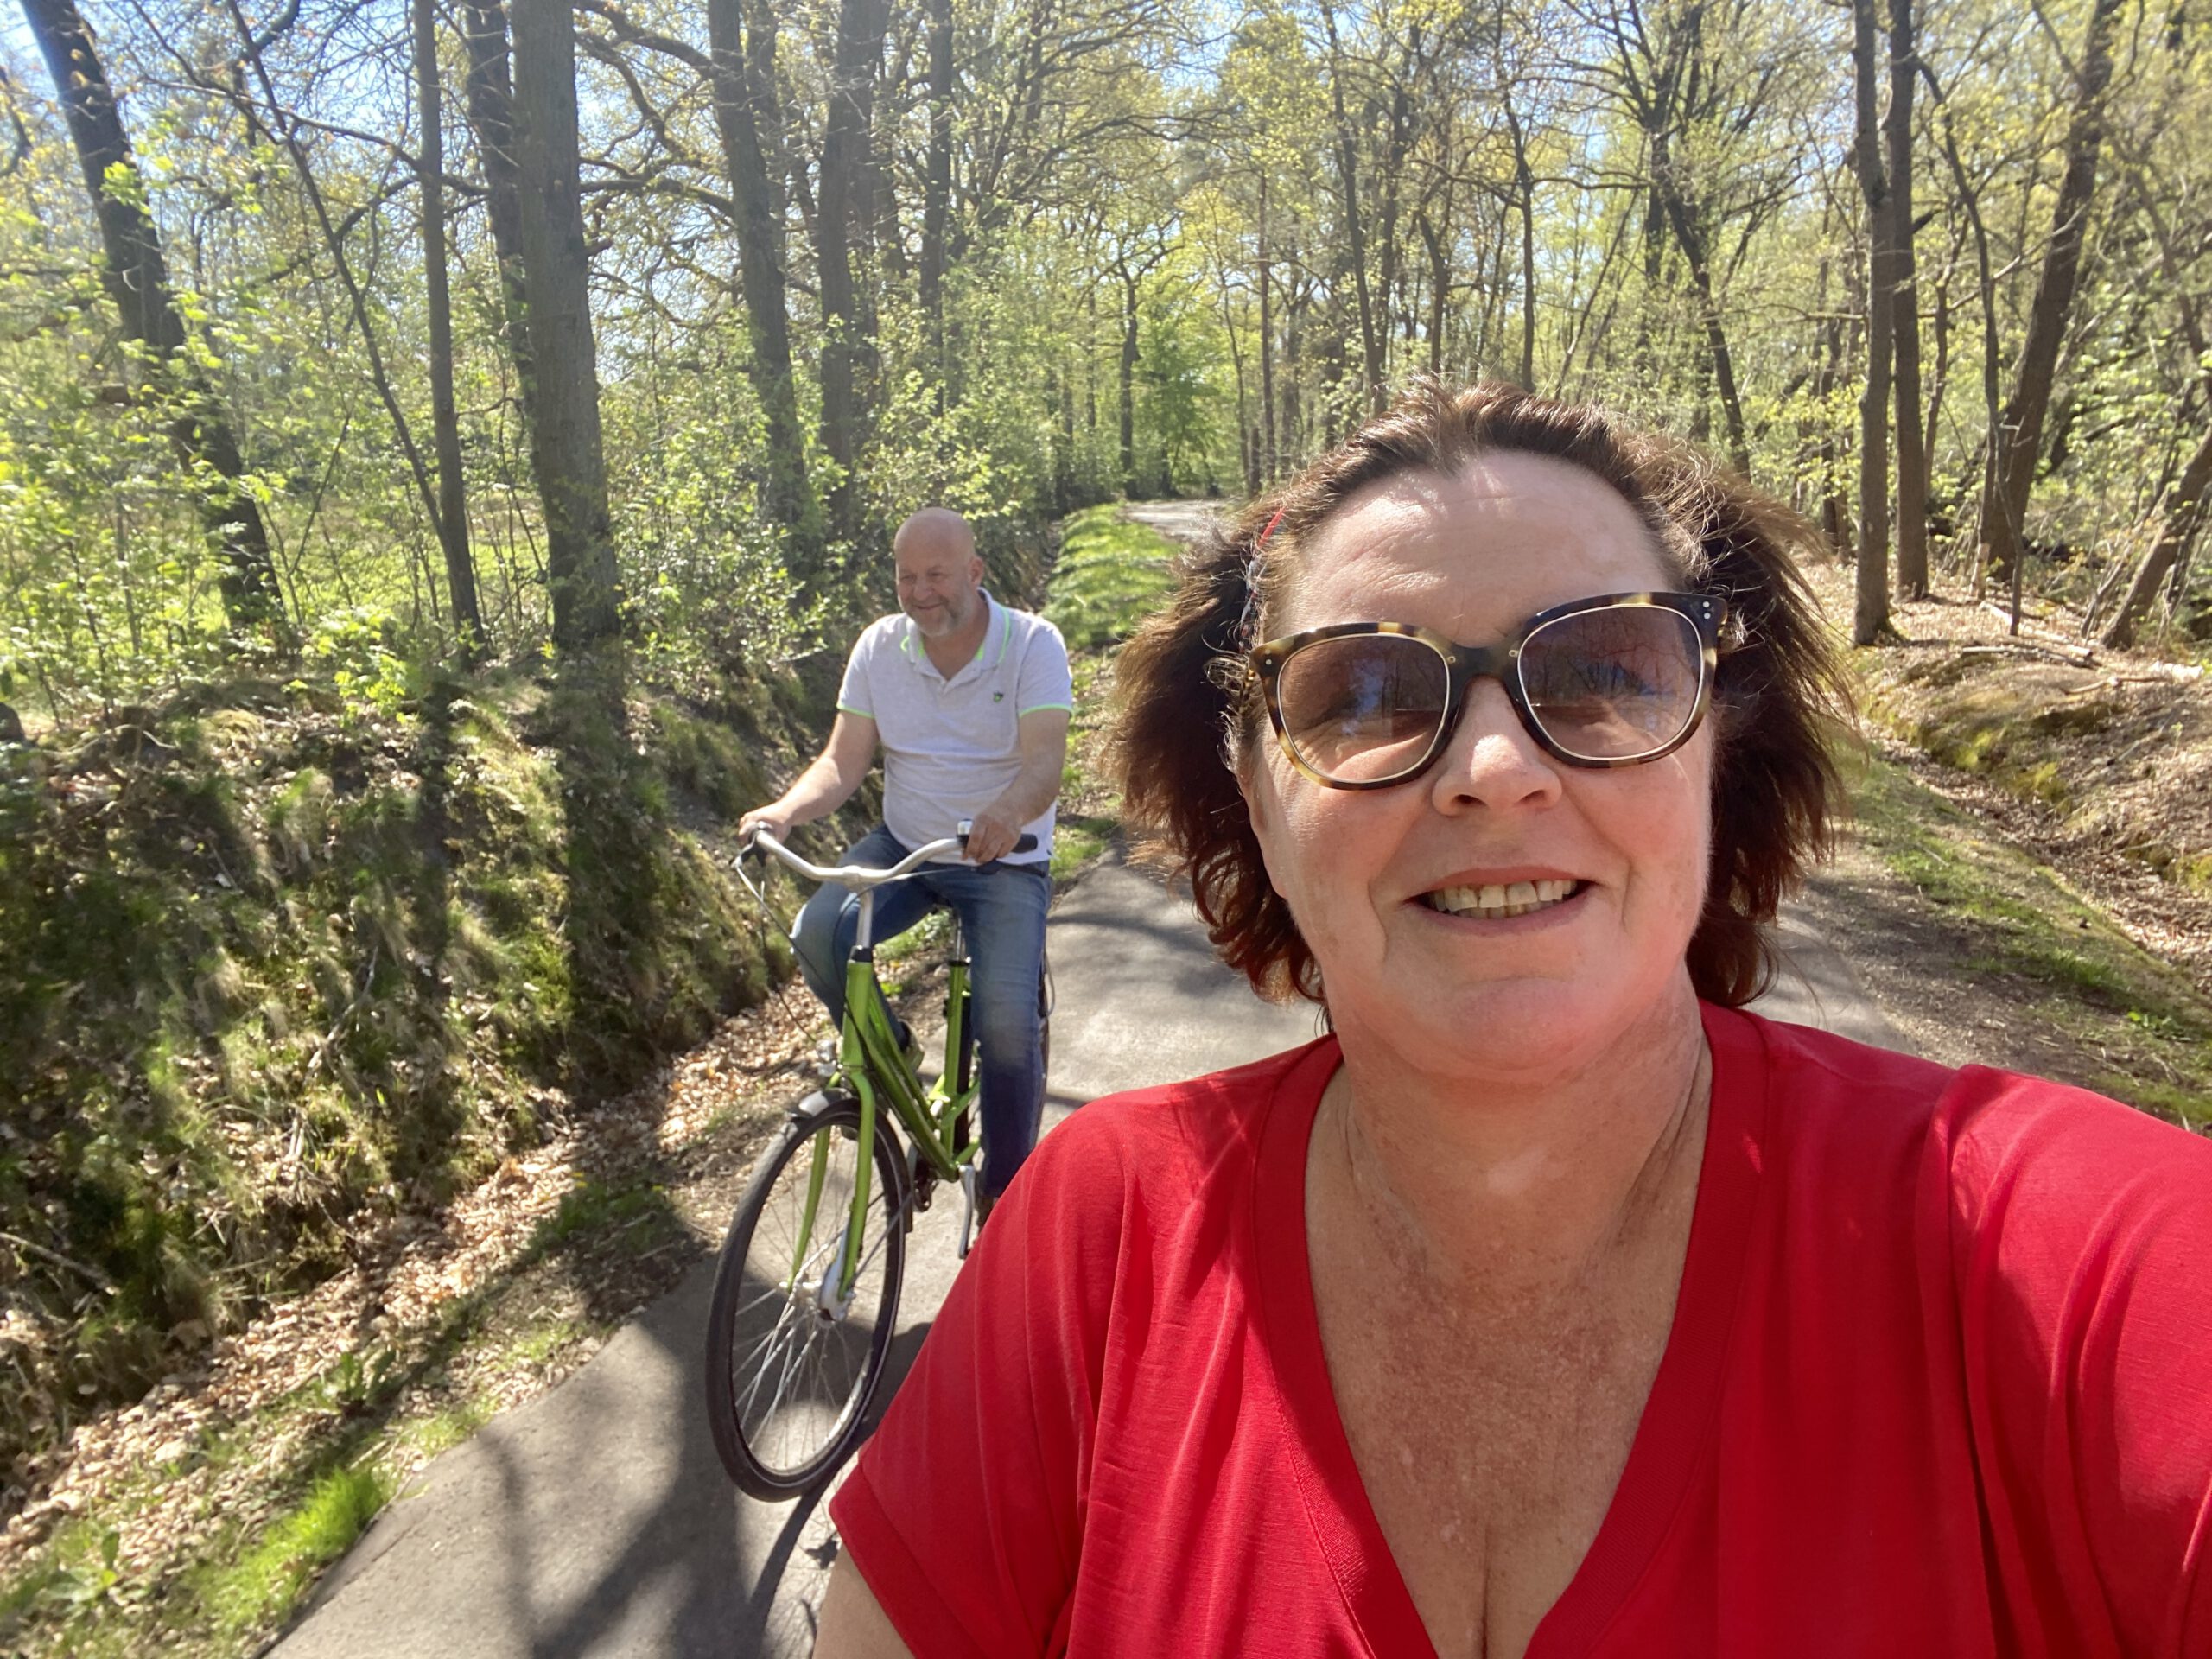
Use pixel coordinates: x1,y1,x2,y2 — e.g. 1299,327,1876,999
829,1005,2212,1656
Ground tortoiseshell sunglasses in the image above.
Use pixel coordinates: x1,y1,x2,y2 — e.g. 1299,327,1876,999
1249,591,1728,789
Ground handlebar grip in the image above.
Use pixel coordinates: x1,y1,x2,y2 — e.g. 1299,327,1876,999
954,820,1039,857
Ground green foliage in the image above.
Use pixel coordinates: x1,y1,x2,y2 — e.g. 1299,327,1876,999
1043,505,1180,650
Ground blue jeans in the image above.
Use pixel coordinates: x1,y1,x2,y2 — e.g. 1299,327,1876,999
791,825,1051,1200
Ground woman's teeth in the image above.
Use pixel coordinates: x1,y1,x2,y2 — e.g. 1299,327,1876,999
1424,879,1579,918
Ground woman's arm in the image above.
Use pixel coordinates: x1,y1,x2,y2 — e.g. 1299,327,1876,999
813,1555,913,1659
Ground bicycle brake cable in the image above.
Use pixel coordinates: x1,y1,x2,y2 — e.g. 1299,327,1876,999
731,845,833,1062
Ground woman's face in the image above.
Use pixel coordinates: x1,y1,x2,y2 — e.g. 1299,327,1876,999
1243,453,1713,1079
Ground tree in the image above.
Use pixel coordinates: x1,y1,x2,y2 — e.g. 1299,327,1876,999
512,0,621,650
1977,0,2126,601
2103,419,2212,647
1852,0,1895,644
817,0,890,543
701,0,821,572
1888,0,1928,599
463,0,536,432
21,0,286,637
416,0,486,652
917,0,953,369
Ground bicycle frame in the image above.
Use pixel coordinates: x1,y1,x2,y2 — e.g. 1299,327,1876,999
742,832,987,1306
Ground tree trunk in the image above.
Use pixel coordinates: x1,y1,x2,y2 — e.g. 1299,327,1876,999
1258,172,1276,482
461,0,534,436
1056,364,1077,512
1888,0,1928,600
1852,0,1894,645
2104,420,2212,647
1419,211,1448,377
1119,259,1139,494
1979,0,2124,592
1504,91,1537,389
511,0,620,650
1811,254,1851,553
917,0,952,367
1928,91,2002,596
816,0,888,543
1319,2,1384,414
416,0,484,652
1649,128,1751,476
1217,271,1255,495
1372,30,1418,401
21,0,284,635
704,0,818,573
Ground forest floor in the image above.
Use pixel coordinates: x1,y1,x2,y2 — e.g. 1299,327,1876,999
1796,555,2211,1120
3,512,2209,1656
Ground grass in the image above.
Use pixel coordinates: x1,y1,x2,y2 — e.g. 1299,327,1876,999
1043,504,1182,650
1051,812,1116,883
195,1464,393,1642
1844,747,2212,1128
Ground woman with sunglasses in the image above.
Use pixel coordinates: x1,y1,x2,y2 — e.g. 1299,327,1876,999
815,383,2212,1657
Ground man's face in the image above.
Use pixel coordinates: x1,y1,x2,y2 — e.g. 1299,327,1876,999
894,537,984,638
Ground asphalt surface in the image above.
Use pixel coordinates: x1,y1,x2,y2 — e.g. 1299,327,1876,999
268,853,1900,1659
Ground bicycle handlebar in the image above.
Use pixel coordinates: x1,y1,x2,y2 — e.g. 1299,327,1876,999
744,823,1039,889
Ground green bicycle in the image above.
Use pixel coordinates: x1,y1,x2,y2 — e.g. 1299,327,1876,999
706,823,1049,1498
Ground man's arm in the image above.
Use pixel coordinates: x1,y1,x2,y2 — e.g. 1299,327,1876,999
964,708,1071,864
738,712,878,843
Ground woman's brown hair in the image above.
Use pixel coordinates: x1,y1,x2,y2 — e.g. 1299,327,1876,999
1111,379,1850,1007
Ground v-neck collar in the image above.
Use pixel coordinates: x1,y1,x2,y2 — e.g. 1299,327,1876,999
1251,1005,1770,1656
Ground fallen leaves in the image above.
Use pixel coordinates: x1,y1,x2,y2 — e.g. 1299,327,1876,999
0,981,835,1643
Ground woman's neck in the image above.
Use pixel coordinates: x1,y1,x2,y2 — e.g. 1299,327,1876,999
1318,986,1713,1296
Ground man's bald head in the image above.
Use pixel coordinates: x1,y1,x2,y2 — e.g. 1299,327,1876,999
893,506,976,562
893,506,986,639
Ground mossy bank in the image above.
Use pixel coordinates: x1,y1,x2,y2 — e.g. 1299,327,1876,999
0,662,810,1503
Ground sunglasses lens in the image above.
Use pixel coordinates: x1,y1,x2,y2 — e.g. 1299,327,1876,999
1519,606,1705,760
1275,633,1449,783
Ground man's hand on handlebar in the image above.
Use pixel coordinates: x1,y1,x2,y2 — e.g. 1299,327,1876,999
737,806,792,850
962,807,1026,865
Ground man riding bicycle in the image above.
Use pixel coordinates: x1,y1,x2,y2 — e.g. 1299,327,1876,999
739,506,1071,1214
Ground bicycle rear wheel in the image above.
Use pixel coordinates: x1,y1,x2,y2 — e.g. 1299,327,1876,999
704,1096,906,1497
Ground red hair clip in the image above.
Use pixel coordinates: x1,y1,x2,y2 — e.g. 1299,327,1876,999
1235,507,1285,648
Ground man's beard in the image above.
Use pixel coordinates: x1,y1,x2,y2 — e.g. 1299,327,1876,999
906,594,973,636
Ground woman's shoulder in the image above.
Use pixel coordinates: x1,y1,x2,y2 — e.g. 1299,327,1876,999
1716,1003,2212,1223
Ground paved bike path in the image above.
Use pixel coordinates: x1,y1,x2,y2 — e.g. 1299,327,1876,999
270,853,1898,1658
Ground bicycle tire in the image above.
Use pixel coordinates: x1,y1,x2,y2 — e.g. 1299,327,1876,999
704,1095,906,1498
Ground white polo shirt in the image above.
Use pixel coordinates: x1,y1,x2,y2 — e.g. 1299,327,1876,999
836,593,1073,865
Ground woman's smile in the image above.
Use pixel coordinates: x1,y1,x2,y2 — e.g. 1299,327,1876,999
1415,875,1588,921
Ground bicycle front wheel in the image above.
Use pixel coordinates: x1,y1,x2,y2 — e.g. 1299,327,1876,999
704,1096,907,1497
